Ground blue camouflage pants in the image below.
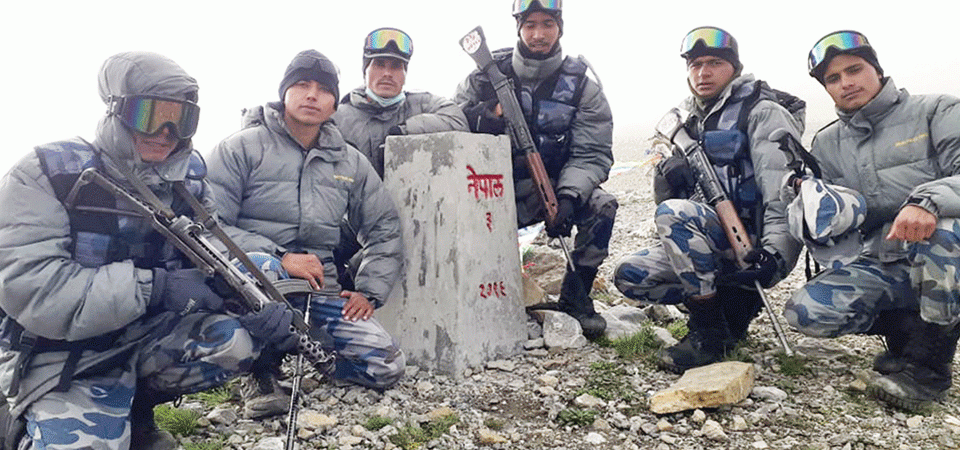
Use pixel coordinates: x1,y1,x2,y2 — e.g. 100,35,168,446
22,312,255,450
516,180,618,271
785,218,960,337
613,199,743,303
243,253,405,390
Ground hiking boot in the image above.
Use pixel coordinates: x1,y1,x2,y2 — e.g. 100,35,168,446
657,295,735,374
867,315,959,412
241,370,290,419
130,387,178,450
558,267,606,340
866,310,915,375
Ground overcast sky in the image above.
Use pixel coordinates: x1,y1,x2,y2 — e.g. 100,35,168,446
2,0,958,174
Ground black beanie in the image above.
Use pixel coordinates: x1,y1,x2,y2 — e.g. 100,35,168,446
278,50,340,106
811,47,883,85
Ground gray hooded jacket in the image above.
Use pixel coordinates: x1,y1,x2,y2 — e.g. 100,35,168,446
810,78,960,259
206,104,402,303
0,52,208,416
333,88,468,177
679,74,804,282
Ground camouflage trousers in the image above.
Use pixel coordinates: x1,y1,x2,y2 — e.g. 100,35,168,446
785,218,960,337
21,312,256,450
613,199,744,303
516,180,618,270
243,253,405,390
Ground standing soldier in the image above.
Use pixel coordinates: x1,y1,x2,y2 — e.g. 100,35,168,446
455,0,617,339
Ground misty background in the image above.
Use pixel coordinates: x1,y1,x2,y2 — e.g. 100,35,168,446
2,0,957,174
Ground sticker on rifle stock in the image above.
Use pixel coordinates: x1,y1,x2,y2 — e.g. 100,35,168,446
461,30,481,54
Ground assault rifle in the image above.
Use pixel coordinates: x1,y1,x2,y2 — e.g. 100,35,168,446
655,108,794,356
459,26,575,272
63,168,334,445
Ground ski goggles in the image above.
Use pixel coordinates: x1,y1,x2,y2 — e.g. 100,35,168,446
364,28,414,61
680,26,736,56
110,95,200,139
513,0,562,15
807,30,872,73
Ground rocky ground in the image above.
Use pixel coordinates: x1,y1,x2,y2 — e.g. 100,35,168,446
164,152,960,450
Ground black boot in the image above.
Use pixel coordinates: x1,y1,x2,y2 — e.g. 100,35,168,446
868,312,960,411
657,295,735,374
130,386,178,450
866,310,912,375
718,285,763,342
558,267,606,340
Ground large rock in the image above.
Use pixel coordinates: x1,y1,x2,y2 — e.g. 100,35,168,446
649,361,756,414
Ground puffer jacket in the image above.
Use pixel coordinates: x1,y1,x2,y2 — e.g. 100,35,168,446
453,44,614,205
680,74,804,283
810,78,960,258
0,51,208,416
206,103,402,303
333,88,468,177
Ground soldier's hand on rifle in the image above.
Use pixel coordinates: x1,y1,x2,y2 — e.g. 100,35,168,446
238,303,299,352
281,253,326,290
462,99,506,134
887,204,937,243
340,291,374,321
150,268,230,315
653,155,696,203
545,196,576,238
718,248,779,289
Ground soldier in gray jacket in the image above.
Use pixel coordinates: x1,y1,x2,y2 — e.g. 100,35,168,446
613,26,803,373
455,0,617,340
0,52,295,450
207,50,406,419
334,27,468,178
784,30,960,411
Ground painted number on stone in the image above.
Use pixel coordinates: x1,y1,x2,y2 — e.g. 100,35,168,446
479,281,506,299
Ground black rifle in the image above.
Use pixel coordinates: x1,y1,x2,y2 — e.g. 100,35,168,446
656,108,794,355
459,26,575,272
63,168,335,443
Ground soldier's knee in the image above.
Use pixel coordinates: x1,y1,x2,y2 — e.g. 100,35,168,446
784,289,841,338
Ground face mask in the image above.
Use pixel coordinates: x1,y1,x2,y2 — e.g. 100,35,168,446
365,87,406,107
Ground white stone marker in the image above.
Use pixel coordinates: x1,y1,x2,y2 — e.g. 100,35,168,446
379,131,526,376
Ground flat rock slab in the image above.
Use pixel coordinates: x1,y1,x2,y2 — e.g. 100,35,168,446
649,361,756,414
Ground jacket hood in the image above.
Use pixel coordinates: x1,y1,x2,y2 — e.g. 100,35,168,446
94,51,199,182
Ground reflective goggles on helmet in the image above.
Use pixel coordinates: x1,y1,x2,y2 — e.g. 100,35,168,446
512,0,561,16
807,30,872,74
110,95,200,139
364,28,414,61
680,26,735,57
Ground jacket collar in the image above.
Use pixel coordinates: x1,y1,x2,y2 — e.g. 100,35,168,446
511,43,564,82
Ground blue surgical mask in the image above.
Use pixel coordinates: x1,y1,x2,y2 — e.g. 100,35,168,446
365,87,406,107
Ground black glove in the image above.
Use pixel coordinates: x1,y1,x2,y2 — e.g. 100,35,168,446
239,303,299,352
718,248,779,289
150,268,226,315
653,155,696,204
462,99,506,135
545,196,576,238
387,124,404,136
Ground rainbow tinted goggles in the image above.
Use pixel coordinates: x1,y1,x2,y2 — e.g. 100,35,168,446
513,0,561,15
808,30,872,73
364,28,413,61
110,95,200,139
680,26,736,56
